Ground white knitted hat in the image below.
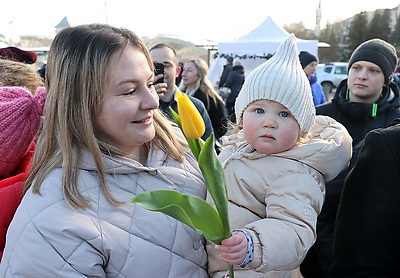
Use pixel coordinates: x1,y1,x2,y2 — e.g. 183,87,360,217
235,34,316,134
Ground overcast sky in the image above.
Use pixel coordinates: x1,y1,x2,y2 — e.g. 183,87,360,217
1,0,399,43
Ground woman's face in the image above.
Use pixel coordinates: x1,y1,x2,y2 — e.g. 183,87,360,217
94,46,159,157
181,61,199,87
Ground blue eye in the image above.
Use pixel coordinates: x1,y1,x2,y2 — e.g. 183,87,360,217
279,111,289,117
255,108,264,114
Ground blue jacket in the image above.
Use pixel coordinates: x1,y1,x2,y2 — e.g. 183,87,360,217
310,74,326,106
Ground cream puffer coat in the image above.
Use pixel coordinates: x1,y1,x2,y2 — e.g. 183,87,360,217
207,115,352,278
0,141,208,278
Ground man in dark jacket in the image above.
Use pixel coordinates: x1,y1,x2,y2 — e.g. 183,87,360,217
331,120,400,277
300,38,400,277
223,61,245,122
218,56,233,89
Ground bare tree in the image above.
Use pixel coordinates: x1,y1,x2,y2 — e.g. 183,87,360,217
345,12,369,58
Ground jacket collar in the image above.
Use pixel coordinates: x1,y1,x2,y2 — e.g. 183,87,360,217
332,79,400,120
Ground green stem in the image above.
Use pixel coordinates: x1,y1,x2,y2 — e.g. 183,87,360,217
195,139,202,155
228,264,234,277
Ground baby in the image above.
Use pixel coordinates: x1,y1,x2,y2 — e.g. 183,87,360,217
207,34,352,278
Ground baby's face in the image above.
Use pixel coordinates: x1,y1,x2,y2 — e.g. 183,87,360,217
242,99,300,155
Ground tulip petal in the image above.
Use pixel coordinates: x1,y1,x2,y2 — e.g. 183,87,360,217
177,92,205,139
169,106,201,159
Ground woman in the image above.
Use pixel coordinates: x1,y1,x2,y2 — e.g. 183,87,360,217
181,58,228,140
0,24,208,278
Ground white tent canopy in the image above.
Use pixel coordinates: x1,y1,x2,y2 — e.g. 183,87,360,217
218,16,317,56
208,16,318,86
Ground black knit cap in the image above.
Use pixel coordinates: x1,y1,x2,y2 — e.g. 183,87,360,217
348,38,398,84
299,51,317,69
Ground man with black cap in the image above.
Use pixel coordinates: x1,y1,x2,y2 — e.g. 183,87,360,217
299,51,326,106
300,38,400,278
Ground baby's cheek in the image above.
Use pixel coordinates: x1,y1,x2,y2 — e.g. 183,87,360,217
242,125,257,144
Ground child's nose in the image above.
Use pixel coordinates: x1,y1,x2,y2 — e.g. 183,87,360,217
263,117,276,128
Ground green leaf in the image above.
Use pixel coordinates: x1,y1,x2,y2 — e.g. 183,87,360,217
187,138,200,159
131,190,225,243
169,107,181,127
198,134,231,238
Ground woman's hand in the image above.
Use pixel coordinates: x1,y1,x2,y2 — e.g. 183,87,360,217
215,231,248,265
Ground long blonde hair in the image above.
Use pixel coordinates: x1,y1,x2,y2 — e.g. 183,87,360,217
180,58,223,104
24,24,187,209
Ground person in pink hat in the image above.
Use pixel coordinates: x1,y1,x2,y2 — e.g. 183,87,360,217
0,86,45,261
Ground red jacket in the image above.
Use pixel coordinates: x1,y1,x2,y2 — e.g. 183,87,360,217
0,142,35,261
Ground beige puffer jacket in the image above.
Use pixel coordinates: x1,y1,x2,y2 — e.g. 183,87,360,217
0,141,208,278
207,115,352,278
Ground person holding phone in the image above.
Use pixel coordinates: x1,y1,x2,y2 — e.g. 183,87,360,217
153,62,164,84
149,43,214,141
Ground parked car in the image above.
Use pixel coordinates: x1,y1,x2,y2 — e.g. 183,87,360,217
317,62,348,101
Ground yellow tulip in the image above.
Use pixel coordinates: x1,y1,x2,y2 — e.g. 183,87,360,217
176,91,205,139
134,91,233,276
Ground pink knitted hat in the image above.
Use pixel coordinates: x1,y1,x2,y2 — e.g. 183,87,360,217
0,86,46,177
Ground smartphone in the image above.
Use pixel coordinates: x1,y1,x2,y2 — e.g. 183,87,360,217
153,62,164,84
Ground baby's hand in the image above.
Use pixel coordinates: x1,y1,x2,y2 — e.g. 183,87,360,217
215,232,248,265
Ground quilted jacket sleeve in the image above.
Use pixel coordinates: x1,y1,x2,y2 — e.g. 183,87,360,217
245,171,323,272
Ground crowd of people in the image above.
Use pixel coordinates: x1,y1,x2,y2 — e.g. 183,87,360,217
0,23,399,278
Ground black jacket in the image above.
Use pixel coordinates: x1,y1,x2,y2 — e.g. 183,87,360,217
317,79,400,145
192,88,228,140
223,65,245,104
331,123,400,277
300,79,400,277
218,63,233,89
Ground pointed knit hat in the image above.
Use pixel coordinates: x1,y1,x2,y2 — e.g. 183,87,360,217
234,34,316,134
0,86,46,177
